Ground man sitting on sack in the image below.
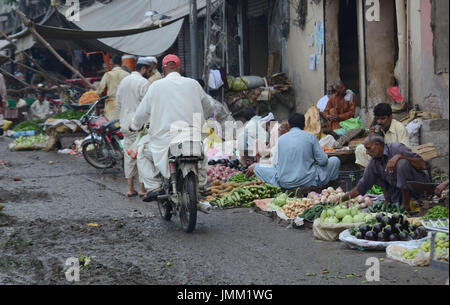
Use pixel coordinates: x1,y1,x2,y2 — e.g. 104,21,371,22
246,113,340,189
342,134,431,212
355,103,410,168
322,81,357,132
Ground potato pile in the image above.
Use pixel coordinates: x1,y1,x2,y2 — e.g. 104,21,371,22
281,198,315,219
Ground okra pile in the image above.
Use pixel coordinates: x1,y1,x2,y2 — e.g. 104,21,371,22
211,184,281,208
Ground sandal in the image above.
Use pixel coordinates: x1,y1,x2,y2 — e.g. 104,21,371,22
127,192,138,198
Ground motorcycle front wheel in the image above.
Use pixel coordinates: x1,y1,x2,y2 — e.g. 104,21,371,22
82,139,114,169
178,172,198,233
157,200,173,221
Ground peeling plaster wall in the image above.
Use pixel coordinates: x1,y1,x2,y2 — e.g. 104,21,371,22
365,0,397,109
409,0,449,119
288,0,325,114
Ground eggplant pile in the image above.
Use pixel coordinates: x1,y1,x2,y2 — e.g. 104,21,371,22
208,159,242,170
350,213,428,242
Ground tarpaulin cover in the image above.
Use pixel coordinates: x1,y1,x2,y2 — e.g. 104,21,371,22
0,0,213,56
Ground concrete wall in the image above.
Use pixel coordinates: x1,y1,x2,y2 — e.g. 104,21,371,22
409,0,449,119
420,119,449,173
288,0,325,114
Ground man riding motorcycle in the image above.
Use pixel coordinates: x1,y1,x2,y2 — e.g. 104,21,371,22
129,54,210,202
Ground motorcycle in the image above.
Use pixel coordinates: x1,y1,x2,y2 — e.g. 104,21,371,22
79,96,124,169
156,140,211,233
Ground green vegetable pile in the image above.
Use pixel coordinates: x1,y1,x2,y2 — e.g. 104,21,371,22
270,193,291,208
299,202,336,222
14,134,47,148
367,185,383,195
423,206,449,220
401,233,449,261
227,173,256,183
368,202,406,214
211,184,280,208
51,110,86,120
12,120,44,133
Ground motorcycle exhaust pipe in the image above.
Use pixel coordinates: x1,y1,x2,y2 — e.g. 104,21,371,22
197,202,212,214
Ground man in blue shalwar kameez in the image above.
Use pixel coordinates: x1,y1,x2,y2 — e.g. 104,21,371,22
246,113,341,189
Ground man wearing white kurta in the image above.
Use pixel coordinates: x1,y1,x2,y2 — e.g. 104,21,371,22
131,54,210,202
30,92,51,120
116,57,152,197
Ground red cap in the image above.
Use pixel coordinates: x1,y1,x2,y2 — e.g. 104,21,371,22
162,54,181,68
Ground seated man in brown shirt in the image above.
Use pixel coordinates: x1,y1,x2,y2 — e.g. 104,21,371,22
323,81,357,131
341,134,431,212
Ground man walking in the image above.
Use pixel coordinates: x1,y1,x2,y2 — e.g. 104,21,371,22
116,57,152,197
97,55,130,120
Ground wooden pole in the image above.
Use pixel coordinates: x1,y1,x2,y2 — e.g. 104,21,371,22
0,30,67,95
202,0,211,93
0,67,32,88
16,10,94,89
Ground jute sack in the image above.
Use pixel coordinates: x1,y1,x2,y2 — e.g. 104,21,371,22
304,105,322,140
313,218,363,241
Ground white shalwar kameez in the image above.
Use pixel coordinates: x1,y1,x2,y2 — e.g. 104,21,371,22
116,71,151,179
131,72,210,187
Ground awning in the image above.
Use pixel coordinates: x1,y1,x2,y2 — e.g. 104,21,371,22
0,0,213,56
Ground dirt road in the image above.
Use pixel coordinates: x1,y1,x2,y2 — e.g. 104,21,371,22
0,136,448,285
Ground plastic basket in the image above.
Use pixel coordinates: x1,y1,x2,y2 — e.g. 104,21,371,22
337,169,364,192
4,107,19,119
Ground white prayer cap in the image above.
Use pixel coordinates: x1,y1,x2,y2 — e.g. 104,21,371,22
146,56,158,64
136,57,153,66
259,112,275,124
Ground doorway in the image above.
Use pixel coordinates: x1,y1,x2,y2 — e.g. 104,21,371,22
338,0,360,104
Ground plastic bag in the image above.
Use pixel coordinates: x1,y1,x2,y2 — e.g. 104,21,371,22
339,116,365,131
304,105,322,140
319,135,336,149
406,118,423,147
386,244,430,266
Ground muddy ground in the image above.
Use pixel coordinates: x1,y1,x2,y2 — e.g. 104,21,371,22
0,136,448,285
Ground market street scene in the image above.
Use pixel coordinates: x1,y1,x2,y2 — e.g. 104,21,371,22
0,0,449,287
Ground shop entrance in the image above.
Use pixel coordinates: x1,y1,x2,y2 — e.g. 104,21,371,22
338,0,360,104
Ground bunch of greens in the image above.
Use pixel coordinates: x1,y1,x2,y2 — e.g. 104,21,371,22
12,120,44,133
51,110,86,120
227,173,256,183
423,206,449,220
367,185,383,195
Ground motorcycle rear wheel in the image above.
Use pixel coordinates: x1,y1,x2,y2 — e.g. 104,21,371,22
179,172,198,233
82,139,114,169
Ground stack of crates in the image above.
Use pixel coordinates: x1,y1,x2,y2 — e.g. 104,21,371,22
4,99,18,119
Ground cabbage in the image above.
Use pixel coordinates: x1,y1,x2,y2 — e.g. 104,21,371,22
342,215,354,223
353,214,365,223
329,216,339,224
335,209,350,219
326,209,335,217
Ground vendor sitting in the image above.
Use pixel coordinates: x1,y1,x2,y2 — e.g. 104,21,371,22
246,113,341,189
342,134,431,212
322,81,357,132
29,91,51,120
236,107,267,167
355,103,409,168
